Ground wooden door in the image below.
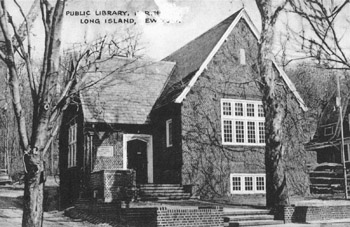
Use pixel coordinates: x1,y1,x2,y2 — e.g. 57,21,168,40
127,139,148,184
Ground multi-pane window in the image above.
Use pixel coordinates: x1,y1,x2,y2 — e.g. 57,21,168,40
247,104,255,117
68,124,77,168
223,102,232,115
258,122,265,144
256,176,265,191
223,120,233,143
247,122,256,143
166,119,173,147
258,104,264,117
236,121,244,143
221,99,265,146
231,177,241,191
235,103,243,116
244,176,253,191
230,173,266,194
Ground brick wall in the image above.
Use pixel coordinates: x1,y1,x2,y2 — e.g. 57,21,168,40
151,103,183,184
181,19,265,199
283,205,350,223
92,131,124,171
89,170,136,202
122,206,223,227
156,207,223,227
72,204,223,227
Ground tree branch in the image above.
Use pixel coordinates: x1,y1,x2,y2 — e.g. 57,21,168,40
0,0,29,149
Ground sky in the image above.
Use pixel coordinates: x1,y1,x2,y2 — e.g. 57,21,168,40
7,0,261,60
6,0,350,62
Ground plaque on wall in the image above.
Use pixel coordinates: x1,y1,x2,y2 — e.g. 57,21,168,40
97,146,114,157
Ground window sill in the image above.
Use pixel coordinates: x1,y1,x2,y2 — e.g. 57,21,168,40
223,143,265,146
230,191,266,194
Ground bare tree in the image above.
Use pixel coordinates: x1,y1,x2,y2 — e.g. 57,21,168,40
0,0,142,226
0,1,67,225
254,0,291,208
288,0,350,70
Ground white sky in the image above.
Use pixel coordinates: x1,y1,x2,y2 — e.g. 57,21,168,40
7,0,261,60
6,0,350,61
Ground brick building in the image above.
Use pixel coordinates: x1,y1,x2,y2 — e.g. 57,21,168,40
59,8,306,207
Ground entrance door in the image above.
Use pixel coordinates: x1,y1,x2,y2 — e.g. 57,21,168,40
127,139,148,184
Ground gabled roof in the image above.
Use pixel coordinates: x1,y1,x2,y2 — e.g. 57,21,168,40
306,85,350,150
156,8,307,111
80,57,175,124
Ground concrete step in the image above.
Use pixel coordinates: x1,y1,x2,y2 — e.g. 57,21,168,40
224,214,275,222
139,184,181,188
138,185,183,190
140,194,192,201
224,209,270,216
141,192,187,196
228,220,284,227
141,188,185,192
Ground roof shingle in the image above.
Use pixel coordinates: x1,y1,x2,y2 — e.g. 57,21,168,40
80,57,175,124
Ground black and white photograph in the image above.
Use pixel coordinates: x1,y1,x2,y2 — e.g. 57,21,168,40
0,0,349,226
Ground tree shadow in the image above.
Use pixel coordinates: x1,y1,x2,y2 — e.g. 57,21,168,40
0,195,23,209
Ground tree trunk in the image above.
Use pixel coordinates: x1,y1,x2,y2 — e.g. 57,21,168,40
264,94,289,208
255,0,289,208
0,0,66,226
22,153,44,227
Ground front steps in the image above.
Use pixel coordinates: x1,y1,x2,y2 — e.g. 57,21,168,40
223,209,284,227
138,184,192,201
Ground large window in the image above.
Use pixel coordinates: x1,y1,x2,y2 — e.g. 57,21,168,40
230,173,266,194
166,119,173,147
221,99,265,146
68,124,77,168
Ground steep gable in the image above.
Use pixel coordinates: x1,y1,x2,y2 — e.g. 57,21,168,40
155,8,306,111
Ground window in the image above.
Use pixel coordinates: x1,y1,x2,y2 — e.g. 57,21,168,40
344,144,350,162
230,173,266,194
166,119,173,147
221,99,265,146
324,126,334,136
240,49,246,65
68,124,77,168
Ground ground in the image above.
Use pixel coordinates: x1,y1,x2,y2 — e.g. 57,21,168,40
0,180,112,227
2,180,350,227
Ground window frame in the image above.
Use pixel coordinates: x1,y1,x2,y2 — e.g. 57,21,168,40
68,123,77,168
221,99,265,146
344,144,350,162
324,126,334,136
166,119,173,148
240,48,246,65
230,173,266,194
